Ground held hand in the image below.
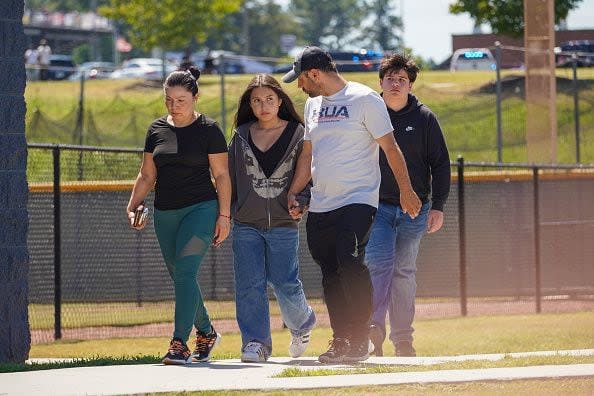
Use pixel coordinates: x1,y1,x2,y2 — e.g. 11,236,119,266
287,192,301,220
426,209,444,234
400,189,421,219
127,205,147,230
212,215,231,247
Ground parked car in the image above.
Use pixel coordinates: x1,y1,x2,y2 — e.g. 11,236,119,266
450,48,496,72
555,40,594,67
273,49,384,74
47,55,76,80
207,51,274,74
110,58,176,81
68,61,117,81
329,49,384,72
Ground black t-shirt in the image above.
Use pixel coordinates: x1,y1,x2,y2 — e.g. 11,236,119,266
248,122,297,178
144,114,228,210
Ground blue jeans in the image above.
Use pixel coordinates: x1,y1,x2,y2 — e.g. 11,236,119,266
365,202,430,344
232,222,316,353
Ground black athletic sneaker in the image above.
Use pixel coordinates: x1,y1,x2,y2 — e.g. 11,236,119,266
162,338,191,365
344,337,373,362
192,326,221,362
318,337,350,364
395,340,416,357
369,324,385,357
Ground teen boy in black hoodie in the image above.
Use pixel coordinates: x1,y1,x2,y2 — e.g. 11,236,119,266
365,54,451,357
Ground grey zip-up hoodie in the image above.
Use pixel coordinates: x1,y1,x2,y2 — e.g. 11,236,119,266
229,121,310,229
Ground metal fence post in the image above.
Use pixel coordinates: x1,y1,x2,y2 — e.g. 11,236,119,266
533,166,542,313
457,156,467,316
219,54,227,136
572,54,580,163
495,41,503,163
53,145,62,340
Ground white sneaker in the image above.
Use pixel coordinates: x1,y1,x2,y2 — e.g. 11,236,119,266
241,341,269,363
289,330,311,358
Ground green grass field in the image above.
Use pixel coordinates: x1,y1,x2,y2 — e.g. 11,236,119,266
29,311,594,359
25,69,594,165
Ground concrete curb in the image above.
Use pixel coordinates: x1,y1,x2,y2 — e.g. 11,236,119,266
3,349,593,395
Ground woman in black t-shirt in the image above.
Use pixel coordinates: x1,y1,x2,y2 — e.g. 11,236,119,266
127,67,231,365
228,74,316,363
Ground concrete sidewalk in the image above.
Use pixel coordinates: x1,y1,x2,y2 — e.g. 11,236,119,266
3,349,594,396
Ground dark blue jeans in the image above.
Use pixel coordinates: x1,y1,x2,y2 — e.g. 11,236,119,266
365,201,430,344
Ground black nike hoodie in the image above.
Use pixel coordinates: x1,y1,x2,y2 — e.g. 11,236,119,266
379,93,451,211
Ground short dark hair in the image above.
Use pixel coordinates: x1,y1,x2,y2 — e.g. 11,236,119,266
163,66,201,96
234,74,303,128
379,53,419,82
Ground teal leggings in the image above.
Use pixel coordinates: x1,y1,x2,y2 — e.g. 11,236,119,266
154,200,218,341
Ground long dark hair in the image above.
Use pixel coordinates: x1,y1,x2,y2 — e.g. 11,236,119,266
233,74,303,128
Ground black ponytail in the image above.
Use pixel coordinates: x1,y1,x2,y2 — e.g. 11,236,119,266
164,66,201,95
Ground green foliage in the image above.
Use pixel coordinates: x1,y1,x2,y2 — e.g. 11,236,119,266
72,43,92,65
205,0,302,57
25,0,111,12
99,0,241,52
449,0,584,37
358,0,403,51
289,0,368,49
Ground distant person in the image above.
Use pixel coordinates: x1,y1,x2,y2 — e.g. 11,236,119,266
179,52,194,71
366,53,451,357
228,74,316,363
127,67,231,365
204,52,215,74
24,45,38,81
37,39,51,81
282,46,421,363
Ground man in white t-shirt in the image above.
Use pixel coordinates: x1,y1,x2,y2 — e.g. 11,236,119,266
283,46,421,363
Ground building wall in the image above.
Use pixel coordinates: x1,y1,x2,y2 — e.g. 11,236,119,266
452,29,594,68
0,0,30,363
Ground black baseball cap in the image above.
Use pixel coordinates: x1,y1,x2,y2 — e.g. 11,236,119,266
282,46,334,83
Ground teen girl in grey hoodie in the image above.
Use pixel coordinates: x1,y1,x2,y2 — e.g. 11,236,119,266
228,74,316,363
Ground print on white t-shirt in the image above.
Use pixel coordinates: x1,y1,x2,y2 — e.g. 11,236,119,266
304,82,393,212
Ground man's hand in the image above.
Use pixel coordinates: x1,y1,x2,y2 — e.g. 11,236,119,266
426,209,444,233
400,188,421,219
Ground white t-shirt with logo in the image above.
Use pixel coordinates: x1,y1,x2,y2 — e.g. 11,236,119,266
304,81,393,212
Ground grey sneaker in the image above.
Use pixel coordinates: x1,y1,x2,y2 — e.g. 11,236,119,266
241,341,269,363
289,330,311,358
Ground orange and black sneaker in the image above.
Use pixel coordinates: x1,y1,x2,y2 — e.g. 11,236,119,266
162,338,191,365
191,326,221,362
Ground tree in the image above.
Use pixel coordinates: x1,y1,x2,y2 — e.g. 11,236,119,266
449,0,584,37
358,0,403,51
99,0,241,52
25,0,111,11
289,0,368,49
205,0,302,57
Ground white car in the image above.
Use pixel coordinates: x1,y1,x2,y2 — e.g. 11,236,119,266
110,58,177,81
450,48,496,72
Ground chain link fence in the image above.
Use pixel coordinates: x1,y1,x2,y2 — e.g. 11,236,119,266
26,144,594,343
